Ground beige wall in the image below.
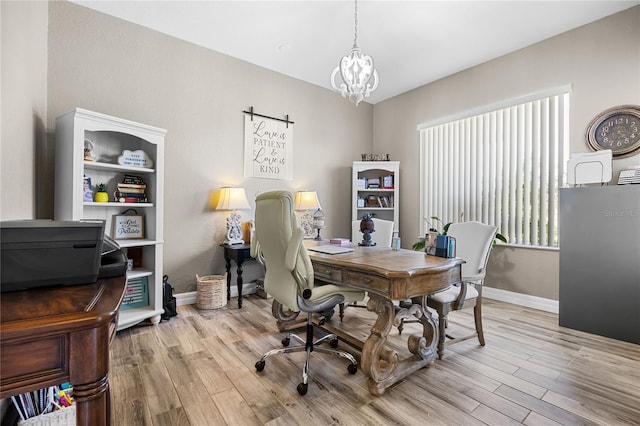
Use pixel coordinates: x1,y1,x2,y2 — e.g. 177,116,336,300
3,1,373,293
1,0,49,220
2,2,639,299
373,6,640,299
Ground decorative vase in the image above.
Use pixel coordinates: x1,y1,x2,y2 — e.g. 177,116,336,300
95,192,109,202
358,213,376,246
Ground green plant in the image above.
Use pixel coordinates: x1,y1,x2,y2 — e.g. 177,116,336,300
96,183,107,192
412,215,507,251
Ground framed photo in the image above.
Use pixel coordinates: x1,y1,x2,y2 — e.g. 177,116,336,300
425,231,438,256
112,214,145,239
83,176,93,202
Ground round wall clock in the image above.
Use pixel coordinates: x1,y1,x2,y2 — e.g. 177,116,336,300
586,105,640,157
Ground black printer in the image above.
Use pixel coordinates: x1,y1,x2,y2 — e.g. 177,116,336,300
0,219,128,293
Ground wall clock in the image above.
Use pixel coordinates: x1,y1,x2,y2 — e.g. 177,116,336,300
586,105,640,157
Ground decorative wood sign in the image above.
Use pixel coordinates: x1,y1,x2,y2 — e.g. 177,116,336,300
243,110,293,180
112,214,145,239
118,149,153,168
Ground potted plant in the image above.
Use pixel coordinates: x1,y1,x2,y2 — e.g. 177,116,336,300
412,215,507,251
94,183,109,202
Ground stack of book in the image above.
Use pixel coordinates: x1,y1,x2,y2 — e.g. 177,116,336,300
116,175,147,203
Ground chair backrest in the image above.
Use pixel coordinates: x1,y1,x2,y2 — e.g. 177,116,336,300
351,218,395,247
447,221,497,284
250,191,314,311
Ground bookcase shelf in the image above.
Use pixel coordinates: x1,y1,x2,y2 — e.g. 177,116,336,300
84,201,154,208
352,161,399,242
54,108,166,330
84,160,154,174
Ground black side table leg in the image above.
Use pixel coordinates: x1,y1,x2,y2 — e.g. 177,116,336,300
225,257,232,302
236,259,245,308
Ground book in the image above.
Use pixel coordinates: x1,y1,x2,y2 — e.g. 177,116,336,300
330,238,351,246
118,196,148,203
115,192,147,199
122,174,145,185
116,186,145,194
117,183,146,189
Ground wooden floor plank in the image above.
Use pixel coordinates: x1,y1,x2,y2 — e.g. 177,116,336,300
211,388,262,426
108,296,640,425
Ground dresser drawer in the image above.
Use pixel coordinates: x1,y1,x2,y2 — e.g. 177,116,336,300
345,271,390,295
314,265,343,283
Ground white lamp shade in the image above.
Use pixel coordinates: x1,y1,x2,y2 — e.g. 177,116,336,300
294,191,321,211
216,187,251,211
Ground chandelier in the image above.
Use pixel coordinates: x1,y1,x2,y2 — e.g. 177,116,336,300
330,0,379,106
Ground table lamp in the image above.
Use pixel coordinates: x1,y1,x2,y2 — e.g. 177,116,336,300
216,187,251,244
294,190,323,240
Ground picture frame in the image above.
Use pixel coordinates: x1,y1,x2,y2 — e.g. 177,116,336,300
425,231,438,256
83,176,93,202
112,214,145,239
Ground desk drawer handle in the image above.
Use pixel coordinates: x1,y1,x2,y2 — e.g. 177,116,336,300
323,270,332,275
363,278,372,284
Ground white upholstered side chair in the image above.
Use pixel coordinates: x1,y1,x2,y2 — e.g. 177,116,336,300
251,191,365,395
351,218,395,247
424,221,497,359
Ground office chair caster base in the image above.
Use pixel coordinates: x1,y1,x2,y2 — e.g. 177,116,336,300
348,363,358,374
297,383,308,395
255,360,266,372
330,338,339,348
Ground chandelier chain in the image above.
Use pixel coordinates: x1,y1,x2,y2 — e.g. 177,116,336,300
353,0,358,48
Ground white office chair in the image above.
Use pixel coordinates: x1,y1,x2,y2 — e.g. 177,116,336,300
251,191,365,395
351,218,395,247
399,221,497,359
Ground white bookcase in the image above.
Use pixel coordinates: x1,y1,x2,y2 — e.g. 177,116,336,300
352,161,399,241
54,108,166,330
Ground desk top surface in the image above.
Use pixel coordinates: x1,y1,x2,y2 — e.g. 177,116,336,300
1,276,126,329
306,244,462,278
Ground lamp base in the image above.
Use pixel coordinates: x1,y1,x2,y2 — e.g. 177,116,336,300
313,227,325,241
224,239,245,245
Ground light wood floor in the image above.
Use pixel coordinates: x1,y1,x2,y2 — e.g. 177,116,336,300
110,296,640,426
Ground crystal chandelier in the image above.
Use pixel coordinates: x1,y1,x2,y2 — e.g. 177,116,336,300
330,0,379,106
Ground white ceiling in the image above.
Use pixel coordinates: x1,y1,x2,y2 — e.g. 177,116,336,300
71,1,638,105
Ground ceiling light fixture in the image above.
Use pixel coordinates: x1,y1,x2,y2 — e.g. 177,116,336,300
330,0,379,106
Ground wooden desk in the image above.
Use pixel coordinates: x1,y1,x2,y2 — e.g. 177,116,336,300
221,243,254,308
0,276,127,426
275,245,462,396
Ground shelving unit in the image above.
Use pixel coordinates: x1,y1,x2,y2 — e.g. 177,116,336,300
54,108,166,330
352,161,399,241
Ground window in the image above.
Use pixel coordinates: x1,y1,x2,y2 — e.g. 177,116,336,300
418,87,570,247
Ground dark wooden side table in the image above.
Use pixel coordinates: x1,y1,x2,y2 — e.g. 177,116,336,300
0,275,126,426
221,243,254,308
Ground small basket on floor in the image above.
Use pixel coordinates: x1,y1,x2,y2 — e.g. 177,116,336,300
196,274,227,310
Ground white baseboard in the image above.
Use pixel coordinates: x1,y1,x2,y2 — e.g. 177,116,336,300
176,283,557,313
175,282,257,307
483,286,558,313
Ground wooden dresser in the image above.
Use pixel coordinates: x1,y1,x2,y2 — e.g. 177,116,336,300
1,275,126,426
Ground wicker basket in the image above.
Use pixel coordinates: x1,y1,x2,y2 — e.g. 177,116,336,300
196,274,227,310
18,405,76,426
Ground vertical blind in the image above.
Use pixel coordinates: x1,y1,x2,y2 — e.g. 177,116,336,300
419,91,569,247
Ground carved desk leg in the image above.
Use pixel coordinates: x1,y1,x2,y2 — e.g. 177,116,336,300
360,294,399,396
361,294,439,396
395,296,438,361
271,300,304,332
